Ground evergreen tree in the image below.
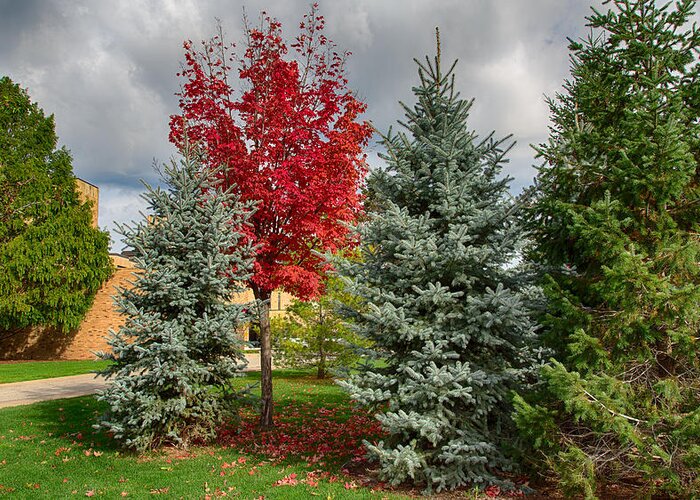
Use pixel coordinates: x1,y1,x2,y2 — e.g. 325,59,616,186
272,274,369,379
0,76,112,333
338,52,539,492
96,147,254,451
514,1,700,496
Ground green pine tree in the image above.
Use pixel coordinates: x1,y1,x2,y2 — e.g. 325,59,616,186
271,274,370,379
338,53,540,492
514,1,700,496
0,76,112,333
96,147,255,451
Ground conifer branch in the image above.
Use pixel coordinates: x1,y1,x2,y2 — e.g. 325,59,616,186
582,389,647,424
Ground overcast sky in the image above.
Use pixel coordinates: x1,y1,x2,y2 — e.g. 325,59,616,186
1,0,609,251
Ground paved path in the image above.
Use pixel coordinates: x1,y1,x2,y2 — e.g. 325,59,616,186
0,353,262,409
0,373,108,408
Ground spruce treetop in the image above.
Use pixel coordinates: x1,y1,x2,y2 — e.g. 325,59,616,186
533,0,700,257
340,51,539,492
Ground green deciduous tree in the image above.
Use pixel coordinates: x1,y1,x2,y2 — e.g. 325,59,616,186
515,1,700,496
338,51,540,492
272,275,369,379
0,76,112,333
96,148,255,451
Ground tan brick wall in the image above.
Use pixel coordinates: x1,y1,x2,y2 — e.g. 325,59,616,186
58,265,135,360
236,289,294,341
75,178,99,228
0,254,295,360
0,258,134,360
0,325,72,360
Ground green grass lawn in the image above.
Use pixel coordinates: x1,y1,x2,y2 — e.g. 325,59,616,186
0,370,408,498
0,360,112,384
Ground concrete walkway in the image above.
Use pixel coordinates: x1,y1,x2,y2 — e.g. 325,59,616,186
0,353,262,409
0,373,108,408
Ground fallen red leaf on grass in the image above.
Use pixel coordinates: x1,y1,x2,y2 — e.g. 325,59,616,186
217,402,385,468
485,485,501,497
149,487,170,494
273,473,298,486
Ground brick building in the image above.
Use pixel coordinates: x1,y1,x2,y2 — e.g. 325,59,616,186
0,178,293,360
75,178,99,228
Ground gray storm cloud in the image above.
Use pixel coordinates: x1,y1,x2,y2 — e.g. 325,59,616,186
1,0,609,250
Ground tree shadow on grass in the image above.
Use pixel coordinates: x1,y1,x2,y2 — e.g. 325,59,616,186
1,395,124,453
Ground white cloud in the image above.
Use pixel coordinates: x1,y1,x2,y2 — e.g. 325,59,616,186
98,184,150,252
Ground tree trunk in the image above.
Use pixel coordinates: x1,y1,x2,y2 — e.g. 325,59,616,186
254,287,274,428
318,333,326,379
317,303,325,379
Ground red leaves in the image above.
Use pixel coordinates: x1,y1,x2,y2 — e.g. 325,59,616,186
273,472,298,486
272,471,323,488
149,487,170,495
54,446,71,457
485,485,501,497
170,5,372,300
218,401,384,467
304,472,319,488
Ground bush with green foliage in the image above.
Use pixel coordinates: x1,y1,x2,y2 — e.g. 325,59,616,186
96,148,255,451
515,1,700,496
0,76,112,333
338,53,540,492
271,275,369,379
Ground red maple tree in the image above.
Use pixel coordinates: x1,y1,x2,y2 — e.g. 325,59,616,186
170,6,372,427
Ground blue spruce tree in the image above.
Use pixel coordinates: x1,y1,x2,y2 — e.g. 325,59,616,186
338,50,539,492
97,147,254,451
